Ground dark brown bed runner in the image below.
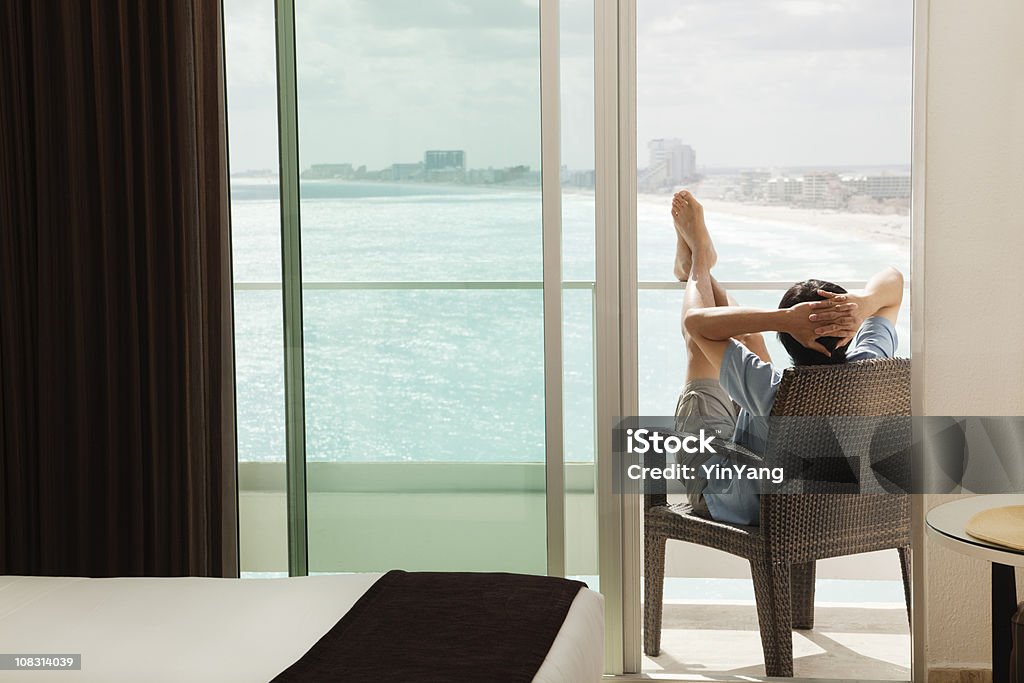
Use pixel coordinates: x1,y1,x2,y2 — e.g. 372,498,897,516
272,570,587,683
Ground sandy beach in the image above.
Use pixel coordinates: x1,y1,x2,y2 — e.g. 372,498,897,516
637,192,910,245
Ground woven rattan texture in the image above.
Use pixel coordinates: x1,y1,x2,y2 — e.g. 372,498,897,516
643,358,912,677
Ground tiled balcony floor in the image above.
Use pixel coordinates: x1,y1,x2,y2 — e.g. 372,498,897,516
643,600,910,680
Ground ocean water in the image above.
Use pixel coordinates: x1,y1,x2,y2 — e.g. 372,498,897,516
231,180,910,462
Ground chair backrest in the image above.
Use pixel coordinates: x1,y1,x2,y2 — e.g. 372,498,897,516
765,357,911,492
643,357,912,513
761,357,912,549
770,356,911,418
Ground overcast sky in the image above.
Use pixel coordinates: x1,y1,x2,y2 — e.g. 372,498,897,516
223,0,912,173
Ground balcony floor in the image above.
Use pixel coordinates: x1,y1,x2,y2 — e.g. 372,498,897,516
643,600,910,680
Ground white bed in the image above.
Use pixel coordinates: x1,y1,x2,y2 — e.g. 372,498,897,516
0,573,603,682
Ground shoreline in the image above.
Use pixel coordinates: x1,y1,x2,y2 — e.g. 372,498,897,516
637,192,910,244
228,178,910,244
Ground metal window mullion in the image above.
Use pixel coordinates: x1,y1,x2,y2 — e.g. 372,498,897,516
274,0,308,577
910,0,930,679
539,0,566,579
617,0,641,672
594,0,624,674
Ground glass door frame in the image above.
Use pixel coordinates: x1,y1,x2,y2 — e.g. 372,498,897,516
593,0,634,674
273,0,308,578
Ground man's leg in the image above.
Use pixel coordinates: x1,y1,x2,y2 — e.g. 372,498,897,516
672,191,772,365
670,192,737,516
673,190,719,381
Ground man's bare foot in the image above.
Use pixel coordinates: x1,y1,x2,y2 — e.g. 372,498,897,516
672,190,717,270
671,199,692,280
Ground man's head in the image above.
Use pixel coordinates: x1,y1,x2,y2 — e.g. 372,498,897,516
778,279,849,366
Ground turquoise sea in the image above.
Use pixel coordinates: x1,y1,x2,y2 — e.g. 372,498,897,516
230,180,909,463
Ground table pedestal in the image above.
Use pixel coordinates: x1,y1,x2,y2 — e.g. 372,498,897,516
994,563,1017,683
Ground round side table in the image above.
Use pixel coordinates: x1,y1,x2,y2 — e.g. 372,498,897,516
927,494,1024,683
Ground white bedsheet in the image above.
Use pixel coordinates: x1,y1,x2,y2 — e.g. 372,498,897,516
0,573,603,682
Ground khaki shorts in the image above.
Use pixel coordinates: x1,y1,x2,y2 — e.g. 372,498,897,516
673,379,739,516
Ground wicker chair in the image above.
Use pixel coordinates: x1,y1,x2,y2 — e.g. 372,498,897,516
643,357,912,678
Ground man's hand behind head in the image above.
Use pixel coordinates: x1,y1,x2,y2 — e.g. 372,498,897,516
808,290,865,348
784,300,859,357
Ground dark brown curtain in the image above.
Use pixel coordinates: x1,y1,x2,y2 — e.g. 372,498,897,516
0,0,238,577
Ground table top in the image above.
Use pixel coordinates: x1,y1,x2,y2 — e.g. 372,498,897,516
926,494,1024,566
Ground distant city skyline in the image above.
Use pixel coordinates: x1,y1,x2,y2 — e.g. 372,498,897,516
224,0,912,173
230,144,911,179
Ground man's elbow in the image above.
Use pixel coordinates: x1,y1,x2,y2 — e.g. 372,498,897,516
887,267,905,304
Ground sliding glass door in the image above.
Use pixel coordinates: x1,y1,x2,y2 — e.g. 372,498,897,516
227,0,606,585
228,0,616,673
634,0,914,678
292,0,549,574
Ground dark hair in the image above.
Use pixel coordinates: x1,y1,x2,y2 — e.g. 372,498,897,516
777,279,849,366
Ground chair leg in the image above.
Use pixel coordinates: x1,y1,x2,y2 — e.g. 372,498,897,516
898,546,911,626
751,559,795,677
791,561,816,630
643,531,667,657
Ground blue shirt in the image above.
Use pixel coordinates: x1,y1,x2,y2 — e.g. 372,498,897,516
702,316,899,525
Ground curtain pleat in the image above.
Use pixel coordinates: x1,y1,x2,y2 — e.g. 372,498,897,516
0,0,238,578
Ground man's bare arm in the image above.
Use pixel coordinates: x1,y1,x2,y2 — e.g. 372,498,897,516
684,303,857,372
808,267,904,345
855,266,904,322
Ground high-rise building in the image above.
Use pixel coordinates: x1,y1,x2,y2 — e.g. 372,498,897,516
801,171,844,208
388,162,423,181
864,173,911,199
766,176,803,203
301,163,354,179
424,150,466,172
647,139,696,185
740,170,772,200
840,173,911,203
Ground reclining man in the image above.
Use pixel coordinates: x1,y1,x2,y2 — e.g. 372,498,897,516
670,190,905,525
